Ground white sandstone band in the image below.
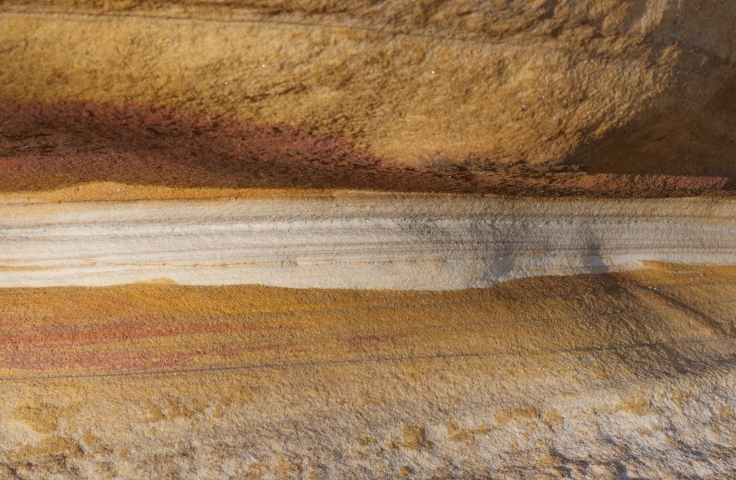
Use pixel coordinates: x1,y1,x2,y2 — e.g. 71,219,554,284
1,193,734,289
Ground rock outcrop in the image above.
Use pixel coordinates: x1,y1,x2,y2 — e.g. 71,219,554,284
1,0,735,179
2,194,736,289
0,1,735,478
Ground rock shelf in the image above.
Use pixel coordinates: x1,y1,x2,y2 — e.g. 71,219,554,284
2,194,736,289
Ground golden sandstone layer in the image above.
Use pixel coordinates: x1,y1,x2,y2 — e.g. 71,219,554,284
0,264,735,478
1,0,736,196
1,1,735,478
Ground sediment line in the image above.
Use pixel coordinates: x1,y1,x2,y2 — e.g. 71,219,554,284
1,194,734,289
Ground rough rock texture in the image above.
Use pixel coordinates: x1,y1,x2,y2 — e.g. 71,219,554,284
1,0,735,179
1,1,735,478
1,101,733,197
0,264,735,478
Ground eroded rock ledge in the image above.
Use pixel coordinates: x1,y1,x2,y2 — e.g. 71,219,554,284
2,194,736,289
1,101,733,198
1,0,735,181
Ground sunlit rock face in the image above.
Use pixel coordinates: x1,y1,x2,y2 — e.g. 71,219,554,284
1,1,736,478
1,0,735,178
2,195,736,289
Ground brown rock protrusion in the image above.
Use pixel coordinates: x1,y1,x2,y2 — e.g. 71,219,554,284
0,101,733,198
1,0,735,181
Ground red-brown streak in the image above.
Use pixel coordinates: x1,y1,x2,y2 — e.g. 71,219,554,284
0,318,299,350
0,100,732,197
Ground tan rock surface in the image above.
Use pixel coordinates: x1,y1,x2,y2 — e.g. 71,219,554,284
1,0,735,179
1,1,735,477
0,264,735,478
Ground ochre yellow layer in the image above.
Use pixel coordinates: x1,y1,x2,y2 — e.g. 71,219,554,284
1,4,735,173
0,262,733,376
0,263,734,476
0,182,338,203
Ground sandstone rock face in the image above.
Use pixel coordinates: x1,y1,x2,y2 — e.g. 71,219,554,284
1,0,735,177
0,265,735,478
1,1,735,478
2,195,736,289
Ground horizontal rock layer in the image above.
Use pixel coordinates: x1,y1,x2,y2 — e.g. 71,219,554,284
1,1,735,477
1,194,735,289
0,264,734,477
1,0,735,178
1,101,734,198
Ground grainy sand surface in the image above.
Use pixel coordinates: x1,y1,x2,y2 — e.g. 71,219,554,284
1,0,735,477
0,264,735,478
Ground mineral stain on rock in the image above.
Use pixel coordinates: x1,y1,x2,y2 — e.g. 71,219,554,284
0,264,734,476
1,0,736,194
0,100,733,198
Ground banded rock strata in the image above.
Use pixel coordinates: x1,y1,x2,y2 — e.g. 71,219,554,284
0,0,735,479
1,194,736,289
1,0,736,181
0,265,735,478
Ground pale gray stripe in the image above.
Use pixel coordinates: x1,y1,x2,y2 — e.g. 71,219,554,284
0,194,734,289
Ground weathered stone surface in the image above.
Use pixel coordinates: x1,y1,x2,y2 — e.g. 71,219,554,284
0,264,735,478
1,101,734,197
1,1,735,478
1,0,735,178
1,194,736,289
